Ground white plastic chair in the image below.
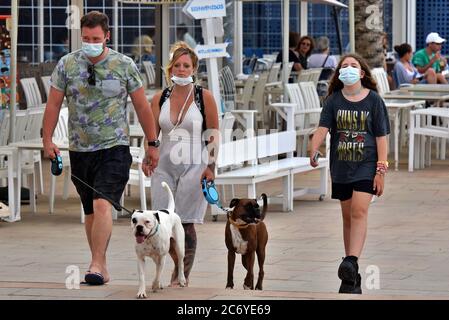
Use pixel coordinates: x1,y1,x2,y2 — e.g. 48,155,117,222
371,67,391,96
235,74,255,110
219,112,236,144
23,107,45,194
142,61,156,88
41,76,51,100
20,78,45,108
49,107,71,214
124,144,151,210
249,72,269,129
219,66,237,112
297,68,322,87
270,83,322,156
13,109,41,198
267,62,282,85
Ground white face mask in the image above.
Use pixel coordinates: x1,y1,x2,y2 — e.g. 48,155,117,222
171,75,193,86
82,42,104,58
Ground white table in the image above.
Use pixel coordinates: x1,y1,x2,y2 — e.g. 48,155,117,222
408,107,449,172
401,84,449,92
383,90,449,102
384,99,426,171
0,146,19,222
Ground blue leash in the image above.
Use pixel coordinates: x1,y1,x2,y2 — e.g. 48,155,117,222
202,179,231,213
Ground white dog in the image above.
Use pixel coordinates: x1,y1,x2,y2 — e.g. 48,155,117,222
131,181,186,299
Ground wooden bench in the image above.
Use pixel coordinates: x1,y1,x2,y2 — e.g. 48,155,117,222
212,130,328,219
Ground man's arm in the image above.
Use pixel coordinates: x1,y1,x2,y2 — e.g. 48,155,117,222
415,54,439,74
42,87,65,159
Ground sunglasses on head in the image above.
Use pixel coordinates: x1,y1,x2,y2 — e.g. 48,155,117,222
87,64,95,86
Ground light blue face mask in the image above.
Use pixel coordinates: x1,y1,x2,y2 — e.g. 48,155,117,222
82,42,104,58
338,66,361,85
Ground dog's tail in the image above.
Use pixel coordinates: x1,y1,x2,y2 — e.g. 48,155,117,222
161,182,175,213
260,193,268,221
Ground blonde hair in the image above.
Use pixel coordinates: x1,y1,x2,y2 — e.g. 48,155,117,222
165,41,199,86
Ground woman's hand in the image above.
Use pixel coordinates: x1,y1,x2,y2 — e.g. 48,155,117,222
200,166,215,183
373,174,385,197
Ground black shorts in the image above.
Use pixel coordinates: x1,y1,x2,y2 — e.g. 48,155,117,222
69,145,132,215
331,180,376,201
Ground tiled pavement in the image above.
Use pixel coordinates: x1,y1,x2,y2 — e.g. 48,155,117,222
1,155,449,300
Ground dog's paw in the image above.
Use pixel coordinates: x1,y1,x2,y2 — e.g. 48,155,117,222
136,291,147,299
243,284,252,290
225,286,233,290
178,276,187,287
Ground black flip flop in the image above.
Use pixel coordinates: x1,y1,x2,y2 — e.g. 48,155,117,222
84,272,105,285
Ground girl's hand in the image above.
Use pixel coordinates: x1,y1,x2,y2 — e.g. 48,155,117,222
373,174,385,197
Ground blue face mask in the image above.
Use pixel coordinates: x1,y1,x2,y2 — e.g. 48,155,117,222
338,66,361,85
82,42,104,58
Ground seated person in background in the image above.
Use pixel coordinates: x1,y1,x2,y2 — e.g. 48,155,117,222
412,32,448,84
132,34,154,64
294,35,315,71
393,43,437,86
276,32,303,82
308,36,338,69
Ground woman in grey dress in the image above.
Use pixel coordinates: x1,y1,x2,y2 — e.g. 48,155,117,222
142,41,219,286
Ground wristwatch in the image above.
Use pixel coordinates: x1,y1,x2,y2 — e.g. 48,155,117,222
147,139,160,148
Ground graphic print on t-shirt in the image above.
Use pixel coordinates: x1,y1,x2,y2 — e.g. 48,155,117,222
336,109,369,162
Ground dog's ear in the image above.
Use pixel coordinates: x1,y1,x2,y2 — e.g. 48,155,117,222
229,198,240,208
154,212,160,223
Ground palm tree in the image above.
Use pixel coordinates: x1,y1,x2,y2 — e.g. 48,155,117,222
354,0,384,69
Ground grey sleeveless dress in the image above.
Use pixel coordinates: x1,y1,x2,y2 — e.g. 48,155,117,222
150,95,208,224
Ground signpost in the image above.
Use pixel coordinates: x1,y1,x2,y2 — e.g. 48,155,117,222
182,0,227,113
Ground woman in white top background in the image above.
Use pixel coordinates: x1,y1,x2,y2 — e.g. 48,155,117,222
393,43,437,86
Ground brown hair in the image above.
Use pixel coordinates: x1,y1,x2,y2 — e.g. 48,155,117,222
296,35,315,57
165,41,199,86
81,11,109,35
326,53,378,98
394,43,412,58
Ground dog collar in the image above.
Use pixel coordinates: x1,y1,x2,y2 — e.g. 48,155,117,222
147,223,159,238
228,217,249,229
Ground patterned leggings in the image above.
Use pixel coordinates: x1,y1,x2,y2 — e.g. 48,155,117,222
169,223,197,283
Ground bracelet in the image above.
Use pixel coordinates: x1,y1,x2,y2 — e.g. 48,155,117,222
377,160,389,168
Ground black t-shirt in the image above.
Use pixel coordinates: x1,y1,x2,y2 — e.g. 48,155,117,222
319,90,390,183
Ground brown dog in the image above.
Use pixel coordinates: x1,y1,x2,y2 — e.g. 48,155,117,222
225,194,268,290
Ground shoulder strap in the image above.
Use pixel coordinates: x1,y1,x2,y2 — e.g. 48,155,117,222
321,54,330,68
159,87,173,109
194,84,208,145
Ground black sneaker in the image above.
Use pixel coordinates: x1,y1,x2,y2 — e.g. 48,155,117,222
339,273,362,294
353,273,362,294
338,256,358,283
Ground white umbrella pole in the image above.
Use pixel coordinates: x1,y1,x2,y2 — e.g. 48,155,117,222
233,0,243,76
282,0,289,101
113,0,119,51
349,0,355,53
9,0,18,143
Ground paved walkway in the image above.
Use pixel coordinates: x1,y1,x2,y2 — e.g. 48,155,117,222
1,156,449,300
